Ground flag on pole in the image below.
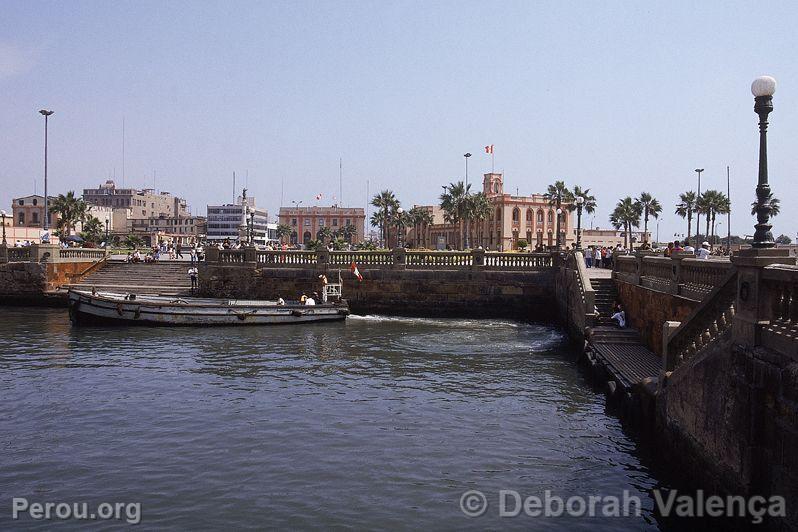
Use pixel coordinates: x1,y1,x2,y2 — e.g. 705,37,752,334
315,193,323,200
351,261,363,282
485,145,494,154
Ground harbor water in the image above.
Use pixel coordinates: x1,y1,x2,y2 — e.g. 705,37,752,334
0,307,668,529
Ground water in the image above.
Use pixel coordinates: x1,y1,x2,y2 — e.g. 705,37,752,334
0,308,667,530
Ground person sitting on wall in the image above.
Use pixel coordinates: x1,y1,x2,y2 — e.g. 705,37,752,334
300,294,308,305
276,297,285,306
611,303,626,328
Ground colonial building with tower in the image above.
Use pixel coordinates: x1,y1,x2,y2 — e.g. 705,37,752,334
408,172,573,251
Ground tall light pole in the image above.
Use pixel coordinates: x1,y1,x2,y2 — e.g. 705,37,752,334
464,152,471,249
1,210,7,246
39,109,54,231
694,168,703,247
105,218,110,247
555,207,563,250
574,196,584,251
751,76,777,248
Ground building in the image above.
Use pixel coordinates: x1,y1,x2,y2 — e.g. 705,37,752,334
409,173,574,251
128,215,205,246
83,180,188,219
11,195,58,228
579,228,652,249
278,206,365,246
207,192,269,245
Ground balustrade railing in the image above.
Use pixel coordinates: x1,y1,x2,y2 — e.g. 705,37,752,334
211,248,556,271
6,247,32,262
59,248,107,260
0,245,108,264
760,265,798,355
665,270,737,371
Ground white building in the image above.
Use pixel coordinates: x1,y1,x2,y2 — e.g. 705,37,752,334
206,192,269,245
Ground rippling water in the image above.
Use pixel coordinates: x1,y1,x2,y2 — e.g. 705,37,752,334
0,308,666,529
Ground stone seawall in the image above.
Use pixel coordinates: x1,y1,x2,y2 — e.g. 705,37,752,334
0,260,97,306
616,280,700,355
199,264,557,319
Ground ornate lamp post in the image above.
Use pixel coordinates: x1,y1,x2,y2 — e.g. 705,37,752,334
694,168,703,246
105,218,110,247
464,152,472,249
574,196,584,251
555,207,563,250
39,109,54,231
396,207,404,248
751,76,777,248
1,210,7,246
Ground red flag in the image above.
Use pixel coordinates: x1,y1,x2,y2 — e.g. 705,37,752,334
485,145,494,154
350,261,363,282
315,193,323,200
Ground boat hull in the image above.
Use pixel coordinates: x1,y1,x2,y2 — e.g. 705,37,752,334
68,290,349,327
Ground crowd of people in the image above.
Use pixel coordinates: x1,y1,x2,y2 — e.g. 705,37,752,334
125,242,199,265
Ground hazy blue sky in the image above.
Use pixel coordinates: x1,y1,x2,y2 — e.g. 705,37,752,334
2,0,796,241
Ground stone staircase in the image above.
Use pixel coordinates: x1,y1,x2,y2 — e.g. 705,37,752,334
67,260,193,296
591,278,619,326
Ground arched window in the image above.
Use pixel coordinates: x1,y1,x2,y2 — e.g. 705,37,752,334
290,232,298,244
495,207,501,220
512,208,520,222
537,210,544,223
494,182,499,193
547,211,554,223
303,231,311,244
32,198,38,206
526,209,533,222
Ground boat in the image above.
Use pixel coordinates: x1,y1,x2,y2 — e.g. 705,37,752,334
67,282,349,327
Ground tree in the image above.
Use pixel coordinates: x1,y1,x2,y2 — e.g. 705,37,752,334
417,209,433,248
543,180,574,247
391,209,411,247
440,181,470,249
675,191,697,242
708,191,730,244
276,224,292,243
341,224,357,244
634,192,662,243
123,234,144,249
317,226,333,244
610,197,641,249
407,206,426,248
775,234,792,245
468,192,491,248
751,192,780,217
79,216,104,244
371,190,399,248
49,191,89,237
568,186,597,214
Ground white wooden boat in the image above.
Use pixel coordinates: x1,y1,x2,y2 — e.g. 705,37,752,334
68,289,349,326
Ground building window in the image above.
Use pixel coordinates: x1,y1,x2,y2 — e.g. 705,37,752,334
345,218,351,226
537,210,544,223
547,211,553,223
304,219,311,226
303,231,311,244
32,198,38,206
332,219,338,227
32,212,39,224
494,183,499,193
496,207,501,221
512,208,520,222
18,199,24,206
291,218,297,226
319,219,325,227
526,209,533,222
18,212,25,224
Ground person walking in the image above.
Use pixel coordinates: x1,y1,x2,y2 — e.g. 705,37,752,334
594,246,602,268
190,248,198,266
605,245,613,269
176,242,184,259
585,246,593,268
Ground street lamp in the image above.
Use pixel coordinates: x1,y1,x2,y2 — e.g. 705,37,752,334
555,207,563,250
396,207,404,248
1,210,7,246
574,196,584,251
751,75,777,248
694,168,703,247
250,210,256,245
464,152,472,249
39,109,54,231
105,218,109,247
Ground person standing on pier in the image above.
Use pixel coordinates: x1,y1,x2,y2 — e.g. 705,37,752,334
188,266,198,293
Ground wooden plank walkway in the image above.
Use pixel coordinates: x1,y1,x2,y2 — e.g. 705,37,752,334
589,326,662,390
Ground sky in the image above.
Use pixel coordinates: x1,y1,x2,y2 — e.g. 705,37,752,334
1,0,797,242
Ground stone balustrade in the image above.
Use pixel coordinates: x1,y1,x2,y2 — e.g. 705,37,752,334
0,244,109,264
613,252,732,302
759,264,798,357
556,251,595,341
206,247,556,271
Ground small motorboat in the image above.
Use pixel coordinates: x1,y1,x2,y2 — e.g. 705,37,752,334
67,288,349,326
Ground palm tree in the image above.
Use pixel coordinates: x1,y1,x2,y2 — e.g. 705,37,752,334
391,208,411,247
568,186,597,214
440,181,469,249
79,216,104,244
317,226,333,244
696,191,714,241
675,191,697,241
124,234,144,249
543,180,574,247
49,191,88,237
708,191,730,244
407,206,426,248
468,192,491,247
371,190,399,248
341,223,357,244
276,223,292,244
634,192,662,243
751,192,780,217
610,197,641,249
